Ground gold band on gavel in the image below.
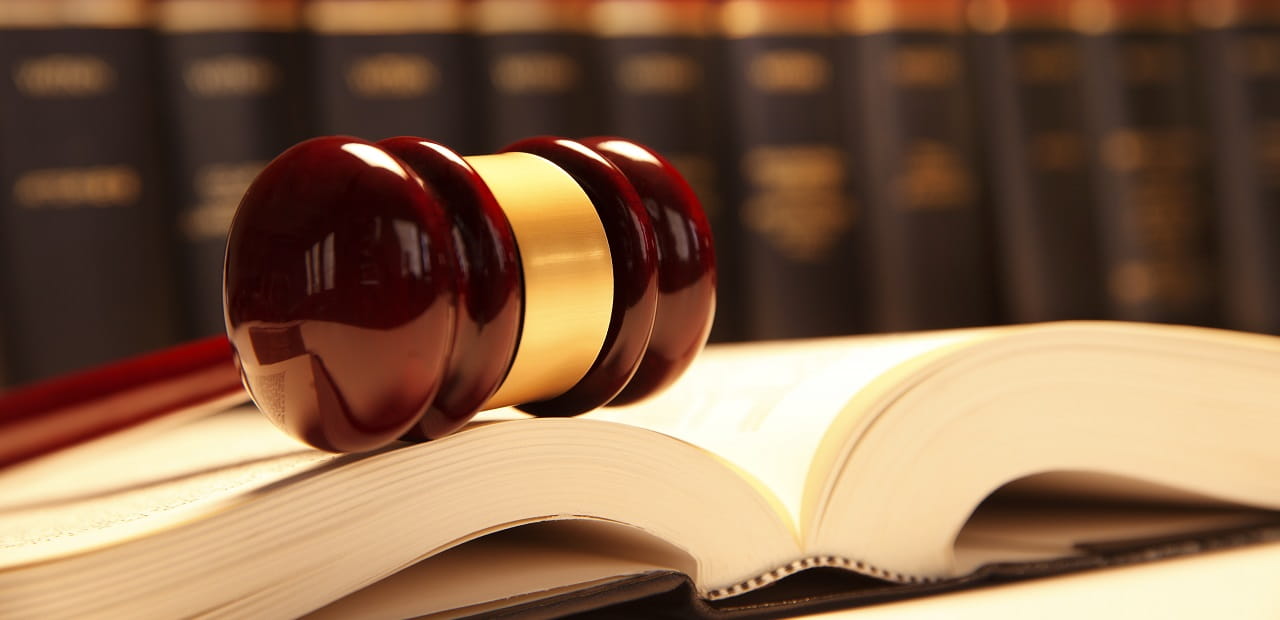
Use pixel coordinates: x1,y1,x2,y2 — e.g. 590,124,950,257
467,153,614,409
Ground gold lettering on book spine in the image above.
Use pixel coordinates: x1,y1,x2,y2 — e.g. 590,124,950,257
742,146,855,262
13,55,114,98
896,142,974,210
13,166,141,209
1102,127,1208,307
346,54,439,98
1120,41,1184,84
1260,121,1280,189
893,46,958,87
1015,41,1079,84
617,52,699,94
1241,35,1280,78
185,55,279,98
748,50,830,94
184,161,267,240
491,53,578,94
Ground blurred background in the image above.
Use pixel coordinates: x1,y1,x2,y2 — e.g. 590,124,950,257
0,0,1276,386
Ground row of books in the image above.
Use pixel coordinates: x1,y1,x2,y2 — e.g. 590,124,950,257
0,0,1277,386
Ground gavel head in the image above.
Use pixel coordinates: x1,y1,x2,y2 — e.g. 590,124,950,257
223,136,715,453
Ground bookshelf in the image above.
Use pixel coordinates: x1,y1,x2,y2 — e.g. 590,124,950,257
0,0,1276,387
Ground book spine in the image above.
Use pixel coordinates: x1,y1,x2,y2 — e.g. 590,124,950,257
472,0,600,151
0,0,181,383
839,0,997,332
305,0,475,148
157,0,304,337
589,0,739,340
1192,1,1280,333
720,0,865,339
968,0,1107,322
1081,0,1217,324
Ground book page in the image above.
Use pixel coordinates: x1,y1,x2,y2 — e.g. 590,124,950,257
0,407,336,567
588,330,983,527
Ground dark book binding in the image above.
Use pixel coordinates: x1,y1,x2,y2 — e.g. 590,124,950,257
968,0,1107,322
1079,0,1217,325
492,519,1280,618
473,0,601,151
590,0,739,341
305,0,476,148
839,0,997,332
1193,1,1280,333
0,1,180,383
157,0,305,337
720,0,864,339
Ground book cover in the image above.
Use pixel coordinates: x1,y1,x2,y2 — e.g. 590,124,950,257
720,0,865,340
1079,0,1218,325
1192,0,1280,334
305,0,476,148
0,0,180,382
968,0,1108,323
472,0,600,151
838,0,998,332
156,0,305,337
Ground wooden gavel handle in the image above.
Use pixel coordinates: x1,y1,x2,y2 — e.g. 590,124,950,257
0,336,245,469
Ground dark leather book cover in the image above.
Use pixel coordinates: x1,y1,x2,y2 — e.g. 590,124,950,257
473,0,600,151
157,0,305,337
496,519,1280,618
968,0,1107,323
0,0,181,383
305,0,476,148
1192,1,1280,333
839,0,998,333
720,0,865,340
590,0,739,341
1078,0,1217,325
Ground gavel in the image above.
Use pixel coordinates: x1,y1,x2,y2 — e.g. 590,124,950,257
0,136,715,466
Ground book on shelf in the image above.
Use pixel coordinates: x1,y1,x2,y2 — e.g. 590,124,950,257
0,0,180,383
4,321,1280,617
969,0,1108,323
1192,0,1280,334
156,0,306,338
472,0,600,151
721,0,865,340
839,0,997,332
304,0,477,148
1082,0,1218,326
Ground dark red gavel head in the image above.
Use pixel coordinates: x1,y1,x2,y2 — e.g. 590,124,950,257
223,136,715,453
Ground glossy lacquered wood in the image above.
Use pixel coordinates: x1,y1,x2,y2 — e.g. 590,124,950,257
0,336,243,469
0,135,716,466
376,137,522,440
583,138,716,405
225,136,459,452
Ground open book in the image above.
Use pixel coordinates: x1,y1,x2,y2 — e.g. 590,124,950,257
3,321,1280,617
